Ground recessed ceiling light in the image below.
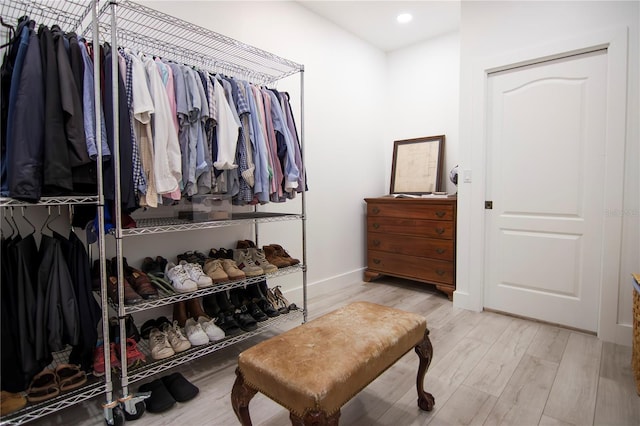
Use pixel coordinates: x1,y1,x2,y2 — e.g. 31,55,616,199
397,13,413,24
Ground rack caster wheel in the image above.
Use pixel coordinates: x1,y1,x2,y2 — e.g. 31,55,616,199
120,391,151,421
123,400,146,421
105,405,124,426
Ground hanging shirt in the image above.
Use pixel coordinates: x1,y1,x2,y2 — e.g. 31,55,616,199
141,54,182,195
78,40,109,161
264,89,300,193
128,51,157,207
243,81,270,203
211,76,239,171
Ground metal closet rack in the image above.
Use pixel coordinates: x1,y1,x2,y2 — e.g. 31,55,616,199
1,0,306,425
0,1,111,425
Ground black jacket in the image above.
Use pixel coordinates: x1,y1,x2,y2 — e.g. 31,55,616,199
8,24,44,202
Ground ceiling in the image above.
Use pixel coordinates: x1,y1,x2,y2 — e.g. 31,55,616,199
296,1,461,52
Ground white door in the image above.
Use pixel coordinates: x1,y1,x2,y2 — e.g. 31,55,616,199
484,49,607,332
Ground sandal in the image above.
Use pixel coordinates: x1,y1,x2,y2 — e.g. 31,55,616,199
55,364,87,392
273,286,298,311
26,368,59,403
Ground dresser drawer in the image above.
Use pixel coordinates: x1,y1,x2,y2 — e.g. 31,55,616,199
367,201,454,221
368,232,454,261
367,217,454,239
367,250,454,285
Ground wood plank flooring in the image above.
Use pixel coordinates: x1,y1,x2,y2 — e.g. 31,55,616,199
30,277,640,425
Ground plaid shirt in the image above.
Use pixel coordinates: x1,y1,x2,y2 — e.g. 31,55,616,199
121,50,146,198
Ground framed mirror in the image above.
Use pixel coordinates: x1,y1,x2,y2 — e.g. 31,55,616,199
390,135,445,194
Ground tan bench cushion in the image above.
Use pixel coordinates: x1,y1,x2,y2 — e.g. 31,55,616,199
238,301,427,417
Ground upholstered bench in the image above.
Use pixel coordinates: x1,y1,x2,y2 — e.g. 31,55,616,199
231,301,434,425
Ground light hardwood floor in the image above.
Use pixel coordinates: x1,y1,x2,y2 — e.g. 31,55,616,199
31,277,640,425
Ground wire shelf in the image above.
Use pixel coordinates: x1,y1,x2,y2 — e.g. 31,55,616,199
90,0,303,84
125,309,303,384
0,346,107,426
0,196,99,208
119,212,303,236
0,0,93,34
103,265,304,314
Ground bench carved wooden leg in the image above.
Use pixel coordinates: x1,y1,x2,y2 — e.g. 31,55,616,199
231,368,258,426
290,410,340,426
414,328,435,411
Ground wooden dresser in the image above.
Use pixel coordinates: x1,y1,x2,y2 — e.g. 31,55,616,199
364,196,457,300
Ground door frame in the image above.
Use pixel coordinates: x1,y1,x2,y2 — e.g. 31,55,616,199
455,26,628,343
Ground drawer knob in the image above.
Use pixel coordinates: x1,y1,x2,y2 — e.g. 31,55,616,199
435,211,446,218
436,269,446,276
373,223,380,229
435,227,445,235
373,240,380,246
373,259,381,264
372,207,380,214
436,248,446,254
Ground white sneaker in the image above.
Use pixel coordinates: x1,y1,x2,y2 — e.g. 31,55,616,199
149,328,175,360
184,318,209,346
179,260,213,288
161,321,191,352
197,316,225,342
249,248,278,273
233,249,264,277
165,262,198,293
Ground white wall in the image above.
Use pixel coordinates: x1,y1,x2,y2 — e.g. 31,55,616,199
456,1,639,344
386,32,460,194
129,1,388,294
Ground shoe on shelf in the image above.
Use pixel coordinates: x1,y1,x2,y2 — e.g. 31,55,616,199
203,258,229,283
197,316,225,342
92,342,107,377
236,240,254,250
179,260,213,288
202,294,221,317
0,390,27,415
233,249,264,277
121,257,159,300
265,285,288,314
262,245,291,268
270,244,300,265
165,262,198,293
274,285,298,311
173,301,189,327
220,258,246,281
248,248,277,273
184,318,209,346
106,275,142,305
230,288,267,322
160,321,191,353
177,251,208,267
247,283,280,318
215,312,242,336
117,338,146,368
186,298,208,320
149,328,175,360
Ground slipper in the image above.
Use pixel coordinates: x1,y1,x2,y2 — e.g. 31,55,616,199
138,379,175,413
161,372,199,403
27,368,59,403
55,364,87,392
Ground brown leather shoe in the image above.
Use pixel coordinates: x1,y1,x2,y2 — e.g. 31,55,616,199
186,298,208,320
262,245,290,268
122,258,159,300
270,244,300,265
236,240,252,250
106,276,142,305
173,301,189,327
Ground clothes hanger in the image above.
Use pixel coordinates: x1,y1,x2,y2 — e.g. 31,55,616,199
40,206,62,235
20,206,36,237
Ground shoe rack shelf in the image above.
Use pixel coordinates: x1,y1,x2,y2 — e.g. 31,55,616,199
117,212,303,237
124,309,303,384
105,265,304,314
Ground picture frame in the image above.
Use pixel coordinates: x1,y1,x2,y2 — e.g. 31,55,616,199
390,135,445,194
